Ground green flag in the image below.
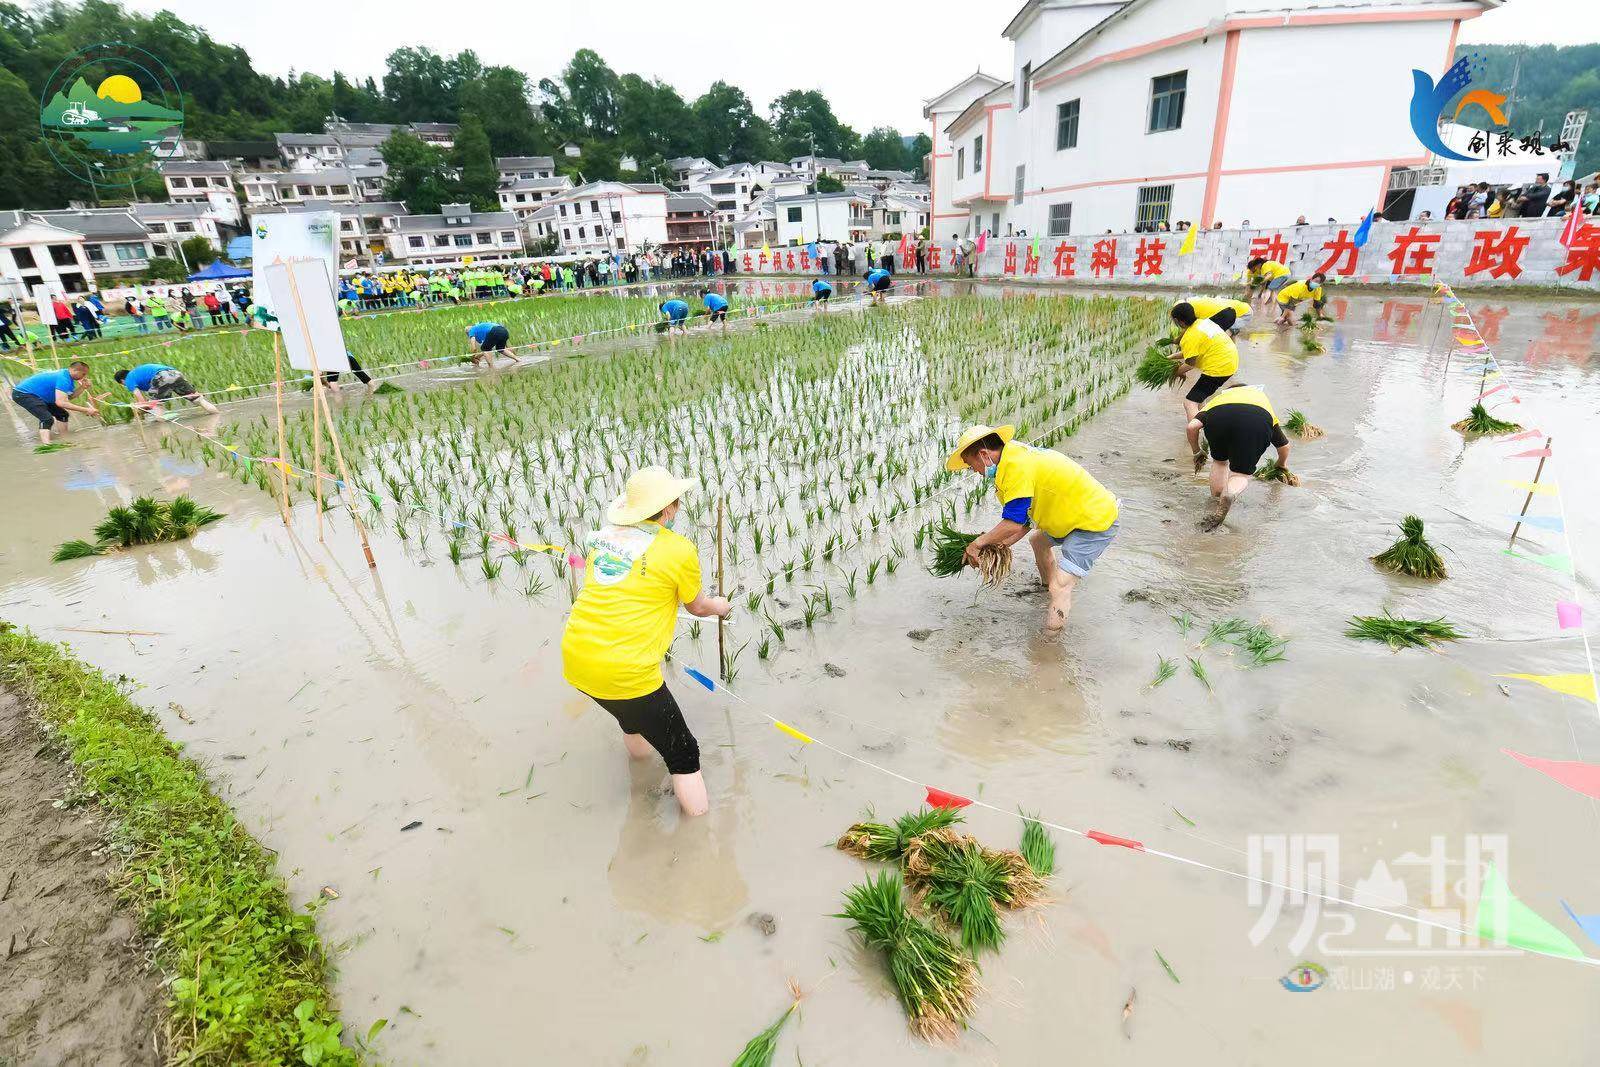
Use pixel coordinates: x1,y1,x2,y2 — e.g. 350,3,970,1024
1474,864,1584,959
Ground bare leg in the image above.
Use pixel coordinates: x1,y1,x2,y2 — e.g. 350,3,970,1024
37,424,52,445
671,771,709,817
622,732,653,759
1028,529,1078,632
194,395,221,415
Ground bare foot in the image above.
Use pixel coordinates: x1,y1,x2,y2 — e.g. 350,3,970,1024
1043,604,1068,632
1199,495,1233,532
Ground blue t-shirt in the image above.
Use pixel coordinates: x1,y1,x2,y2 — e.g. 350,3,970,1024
813,280,833,294
466,322,503,344
866,269,890,287
16,369,74,403
122,364,170,392
662,300,689,321
703,293,728,312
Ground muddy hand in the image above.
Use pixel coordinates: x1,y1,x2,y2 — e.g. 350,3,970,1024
1192,450,1207,474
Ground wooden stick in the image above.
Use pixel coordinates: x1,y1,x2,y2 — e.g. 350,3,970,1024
1509,437,1552,549
272,333,292,527
717,495,726,682
57,627,165,636
311,368,377,569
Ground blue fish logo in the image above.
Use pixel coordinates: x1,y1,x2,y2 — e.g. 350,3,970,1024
1410,54,1509,162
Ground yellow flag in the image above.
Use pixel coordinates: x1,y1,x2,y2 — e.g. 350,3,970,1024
1503,481,1558,496
1499,673,1598,702
1178,224,1197,256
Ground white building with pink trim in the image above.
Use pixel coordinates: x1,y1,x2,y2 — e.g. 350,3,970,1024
926,0,1496,239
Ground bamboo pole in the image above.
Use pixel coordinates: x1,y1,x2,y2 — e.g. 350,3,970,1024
717,495,726,682
272,333,292,526
1509,437,1552,549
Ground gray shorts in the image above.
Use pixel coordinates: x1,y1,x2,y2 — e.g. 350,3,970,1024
1049,519,1119,578
1265,275,1292,294
149,368,197,400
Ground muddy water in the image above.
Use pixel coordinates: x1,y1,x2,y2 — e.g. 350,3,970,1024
3,288,1599,1065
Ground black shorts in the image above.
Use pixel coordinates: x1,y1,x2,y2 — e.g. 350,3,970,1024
480,325,509,352
590,684,700,774
871,277,892,293
707,307,727,322
1197,405,1286,474
813,290,831,303
12,389,66,429
1186,373,1232,404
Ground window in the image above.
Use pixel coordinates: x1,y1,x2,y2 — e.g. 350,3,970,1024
1149,71,1187,133
1056,99,1080,151
84,243,106,263
563,229,571,241
1048,203,1072,237
48,244,76,266
170,176,188,188
453,234,473,247
711,183,736,195
408,236,424,248
331,185,349,197
12,247,37,269
1136,184,1174,229
433,235,450,246
590,200,600,213
787,207,802,223
516,193,527,203
314,185,329,197
500,231,516,243
475,232,490,244
957,147,965,179
991,213,1000,234
115,243,145,262
973,135,984,173
610,211,621,224
716,200,736,211
297,184,313,196
1014,165,1025,205
175,222,194,233
578,226,586,239
559,204,567,217
1019,63,1031,111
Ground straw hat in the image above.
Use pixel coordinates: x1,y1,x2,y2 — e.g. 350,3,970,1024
607,466,698,526
945,424,1015,472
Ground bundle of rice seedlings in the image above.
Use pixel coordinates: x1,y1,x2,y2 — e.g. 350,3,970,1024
1283,410,1324,440
1018,813,1057,878
1345,611,1464,650
33,442,72,454
1452,403,1521,436
730,987,802,1067
927,521,1011,587
1370,516,1446,579
165,495,225,538
902,828,1046,954
372,381,405,395
835,871,977,1042
1297,330,1325,354
52,539,105,562
1135,345,1185,390
837,806,964,861
1253,460,1301,486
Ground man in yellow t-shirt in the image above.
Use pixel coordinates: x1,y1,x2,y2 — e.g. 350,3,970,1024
1167,300,1242,421
1245,258,1291,302
946,425,1119,632
1187,384,1293,530
1274,273,1328,325
561,467,730,817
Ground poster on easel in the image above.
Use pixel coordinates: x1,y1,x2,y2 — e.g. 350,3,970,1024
262,258,350,373
31,284,58,325
250,211,339,322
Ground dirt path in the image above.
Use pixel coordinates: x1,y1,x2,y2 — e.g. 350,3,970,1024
0,691,163,1067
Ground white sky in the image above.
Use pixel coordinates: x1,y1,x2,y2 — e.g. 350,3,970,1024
116,0,1591,134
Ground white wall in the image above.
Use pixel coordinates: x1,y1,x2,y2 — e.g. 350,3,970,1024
775,199,860,243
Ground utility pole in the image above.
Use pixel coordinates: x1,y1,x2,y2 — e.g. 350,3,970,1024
809,131,823,245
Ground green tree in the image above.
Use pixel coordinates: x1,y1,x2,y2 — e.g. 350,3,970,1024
141,256,184,283
0,67,78,210
770,90,858,161
692,82,772,164
380,130,455,214
908,133,932,179
452,114,499,210
555,49,620,137
816,173,844,193
179,234,216,267
862,126,909,171
617,74,695,162
383,47,464,123
1471,44,1600,178
459,66,552,157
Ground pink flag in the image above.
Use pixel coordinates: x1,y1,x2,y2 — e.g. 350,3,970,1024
1480,383,1507,399
1561,196,1587,249
1509,448,1553,459
1503,749,1600,800
1505,429,1544,441
975,231,987,255
1557,601,1583,629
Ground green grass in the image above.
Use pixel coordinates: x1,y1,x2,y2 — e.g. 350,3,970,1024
1345,611,1465,650
0,626,361,1066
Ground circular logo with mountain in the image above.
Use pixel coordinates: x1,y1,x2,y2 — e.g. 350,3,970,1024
38,43,184,184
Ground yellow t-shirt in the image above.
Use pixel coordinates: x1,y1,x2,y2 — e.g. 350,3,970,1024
1178,318,1240,378
1276,280,1324,307
1252,261,1290,283
994,441,1118,537
562,522,701,700
1201,385,1279,424
1189,297,1250,320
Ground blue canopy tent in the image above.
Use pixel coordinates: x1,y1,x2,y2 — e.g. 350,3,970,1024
186,260,251,282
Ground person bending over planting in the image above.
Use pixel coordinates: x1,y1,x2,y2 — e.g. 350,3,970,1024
700,289,729,331
862,266,892,306
811,277,833,310
947,424,1120,633
1245,257,1291,302
1275,273,1327,326
115,363,221,416
465,321,512,368
1187,383,1292,531
1185,295,1251,336
659,298,690,334
562,467,731,817
1168,301,1241,423
11,362,95,444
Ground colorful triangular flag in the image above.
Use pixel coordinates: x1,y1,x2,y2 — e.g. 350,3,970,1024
1509,514,1565,532
1504,481,1558,495
1178,224,1198,256
1504,429,1545,442
1504,548,1575,574
1502,749,1600,800
1475,864,1585,958
1508,448,1552,459
1498,673,1598,702
1556,600,1583,629
1559,900,1600,948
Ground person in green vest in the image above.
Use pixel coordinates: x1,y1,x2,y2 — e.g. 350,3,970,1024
147,291,172,331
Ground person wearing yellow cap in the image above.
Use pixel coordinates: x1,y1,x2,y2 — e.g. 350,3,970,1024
1186,383,1293,530
561,466,730,817
1167,300,1241,421
1274,273,1327,325
946,425,1119,632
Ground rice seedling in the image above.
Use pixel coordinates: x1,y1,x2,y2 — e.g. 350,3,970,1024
1297,330,1325,354
1345,611,1465,650
480,556,502,581
835,872,977,1043
1452,403,1521,436
1135,345,1184,390
837,806,965,861
57,495,223,561
1283,410,1324,439
522,574,549,599
1018,813,1057,877
1188,657,1212,692
1371,516,1446,580
729,999,799,1067
927,521,1010,586
902,828,1046,954
1253,459,1301,486
447,538,464,566
1145,656,1178,690
52,539,105,562
33,442,72,454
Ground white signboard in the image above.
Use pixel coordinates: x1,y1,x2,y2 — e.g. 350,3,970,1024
250,211,339,319
32,284,57,325
263,258,350,373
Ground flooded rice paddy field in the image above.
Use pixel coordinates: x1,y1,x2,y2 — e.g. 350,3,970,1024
2,282,1599,1064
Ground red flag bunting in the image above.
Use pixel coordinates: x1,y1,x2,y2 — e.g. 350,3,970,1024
1509,448,1553,459
925,786,972,809
1086,830,1145,851
1480,383,1507,399
1504,429,1544,441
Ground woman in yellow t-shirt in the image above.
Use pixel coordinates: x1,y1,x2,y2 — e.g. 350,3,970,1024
561,467,730,817
1168,301,1242,420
